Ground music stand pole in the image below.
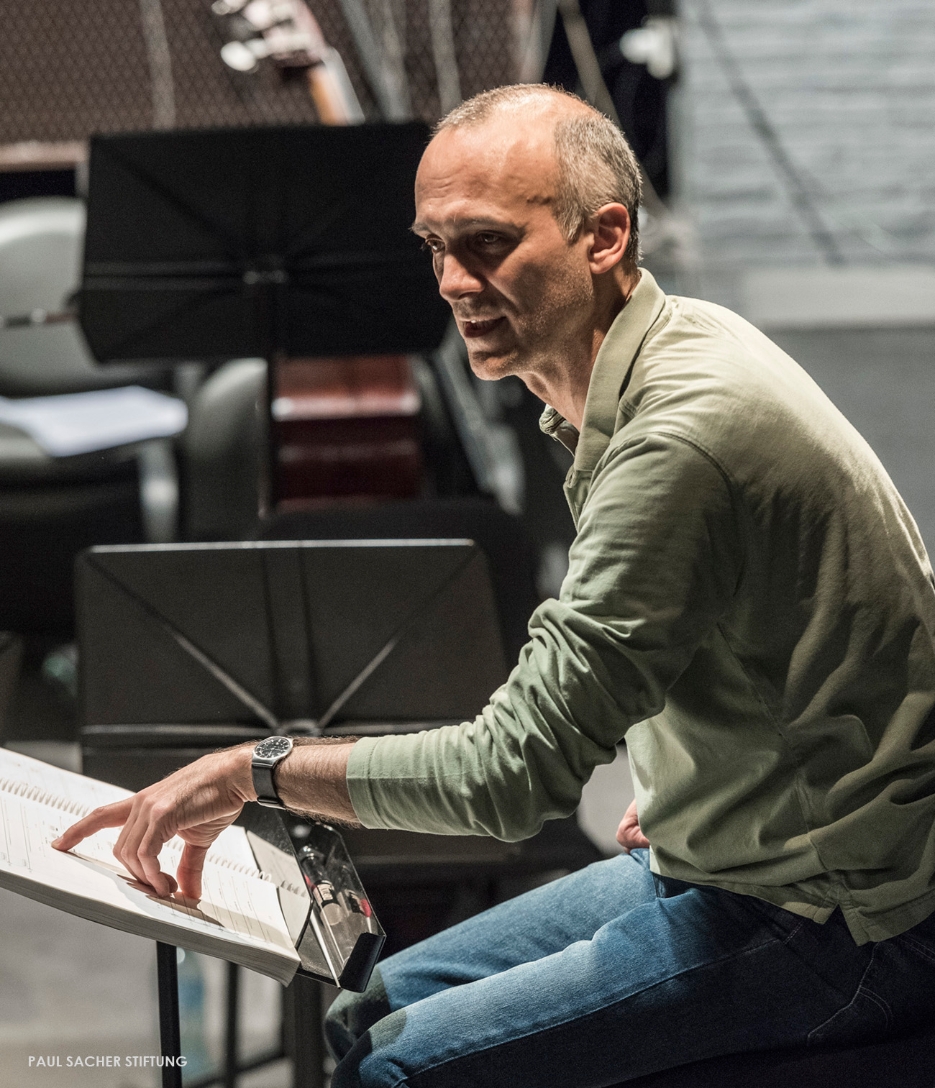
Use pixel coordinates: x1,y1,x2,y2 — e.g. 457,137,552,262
223,961,240,1088
156,942,184,1088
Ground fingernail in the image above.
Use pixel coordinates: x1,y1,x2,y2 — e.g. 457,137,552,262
51,838,62,848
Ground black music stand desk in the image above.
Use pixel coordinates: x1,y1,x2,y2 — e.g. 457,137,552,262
78,123,449,363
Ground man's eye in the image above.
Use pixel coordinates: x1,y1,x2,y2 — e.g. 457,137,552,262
421,239,443,254
476,233,501,246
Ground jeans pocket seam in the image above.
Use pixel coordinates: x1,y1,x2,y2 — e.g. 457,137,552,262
900,933,935,966
858,984,893,1027
780,918,807,945
806,949,891,1046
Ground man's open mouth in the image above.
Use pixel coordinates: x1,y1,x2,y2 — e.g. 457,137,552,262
462,317,505,338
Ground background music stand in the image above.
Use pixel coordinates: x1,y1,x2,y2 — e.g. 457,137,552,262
77,123,450,363
77,539,508,746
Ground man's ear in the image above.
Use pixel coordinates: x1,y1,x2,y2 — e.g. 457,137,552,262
587,203,630,274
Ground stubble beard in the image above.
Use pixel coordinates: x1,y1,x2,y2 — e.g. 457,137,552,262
465,264,596,387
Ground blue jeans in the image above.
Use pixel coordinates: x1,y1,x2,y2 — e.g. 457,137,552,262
325,849,935,1087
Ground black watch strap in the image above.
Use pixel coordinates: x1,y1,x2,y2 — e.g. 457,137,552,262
252,761,281,808
252,736,293,809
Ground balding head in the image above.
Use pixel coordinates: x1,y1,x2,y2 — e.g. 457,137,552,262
434,85,642,265
413,84,638,418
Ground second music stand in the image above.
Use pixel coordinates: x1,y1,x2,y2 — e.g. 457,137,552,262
78,122,450,363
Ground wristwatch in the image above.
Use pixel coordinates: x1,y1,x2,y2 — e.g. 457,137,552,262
252,736,294,809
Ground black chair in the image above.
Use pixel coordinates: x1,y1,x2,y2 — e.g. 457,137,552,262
0,197,179,638
179,357,267,545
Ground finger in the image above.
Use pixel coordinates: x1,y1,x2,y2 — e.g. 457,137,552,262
52,799,133,851
176,842,210,901
617,825,650,852
621,819,648,845
615,815,636,847
113,813,152,887
138,846,174,899
132,804,178,897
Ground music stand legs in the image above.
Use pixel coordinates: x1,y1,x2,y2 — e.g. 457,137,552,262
284,975,325,1088
156,945,327,1088
156,942,184,1088
224,961,240,1088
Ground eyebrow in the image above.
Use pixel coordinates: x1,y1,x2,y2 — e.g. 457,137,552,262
410,216,517,236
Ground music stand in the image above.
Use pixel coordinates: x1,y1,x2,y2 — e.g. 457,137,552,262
77,539,509,1088
77,539,508,745
78,123,450,362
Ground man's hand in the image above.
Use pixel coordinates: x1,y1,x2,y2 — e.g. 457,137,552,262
616,798,650,853
52,746,254,901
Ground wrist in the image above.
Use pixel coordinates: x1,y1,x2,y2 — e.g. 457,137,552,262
229,743,259,802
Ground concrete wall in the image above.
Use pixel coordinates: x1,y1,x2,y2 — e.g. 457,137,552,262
674,0,935,272
666,1,935,559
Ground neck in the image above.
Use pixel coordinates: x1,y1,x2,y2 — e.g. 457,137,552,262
524,265,640,429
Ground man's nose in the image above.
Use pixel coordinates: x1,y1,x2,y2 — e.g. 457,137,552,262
437,253,484,301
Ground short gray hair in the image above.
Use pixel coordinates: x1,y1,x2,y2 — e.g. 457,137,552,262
435,84,642,264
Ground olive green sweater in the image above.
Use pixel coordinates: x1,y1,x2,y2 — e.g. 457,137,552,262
347,269,935,944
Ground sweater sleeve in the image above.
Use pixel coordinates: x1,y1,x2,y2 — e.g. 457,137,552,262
347,432,744,839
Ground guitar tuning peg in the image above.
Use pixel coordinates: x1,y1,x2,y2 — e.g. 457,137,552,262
220,39,262,72
243,0,275,30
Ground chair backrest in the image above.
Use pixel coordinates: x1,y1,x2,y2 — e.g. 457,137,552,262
180,358,267,542
0,197,83,315
0,197,161,395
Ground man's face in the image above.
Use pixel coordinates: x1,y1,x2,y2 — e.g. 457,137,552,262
412,114,596,382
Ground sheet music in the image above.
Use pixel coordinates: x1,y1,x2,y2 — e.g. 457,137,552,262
0,749,303,983
0,386,187,457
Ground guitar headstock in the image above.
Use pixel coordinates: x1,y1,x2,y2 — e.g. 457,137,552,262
213,0,331,72
212,0,363,122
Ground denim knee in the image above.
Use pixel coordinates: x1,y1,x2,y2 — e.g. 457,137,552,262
330,1005,413,1088
325,989,359,1061
326,972,391,1061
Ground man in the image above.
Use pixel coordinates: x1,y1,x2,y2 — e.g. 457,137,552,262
56,85,935,1085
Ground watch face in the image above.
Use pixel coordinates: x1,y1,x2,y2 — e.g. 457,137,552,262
255,736,292,760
